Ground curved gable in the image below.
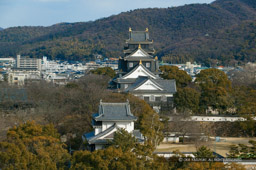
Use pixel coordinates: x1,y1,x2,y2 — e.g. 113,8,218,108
130,48,148,57
135,79,163,91
123,65,157,79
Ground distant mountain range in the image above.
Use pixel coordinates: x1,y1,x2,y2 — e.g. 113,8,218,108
0,0,256,66
0,27,3,31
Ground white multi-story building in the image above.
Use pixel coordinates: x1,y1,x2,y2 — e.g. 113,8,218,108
42,56,88,73
8,55,42,85
16,55,42,70
83,100,143,151
8,69,41,86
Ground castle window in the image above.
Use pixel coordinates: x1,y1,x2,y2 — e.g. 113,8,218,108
129,62,133,68
144,96,149,102
146,62,150,68
155,97,161,102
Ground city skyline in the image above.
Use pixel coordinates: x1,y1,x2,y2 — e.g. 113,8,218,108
0,0,214,28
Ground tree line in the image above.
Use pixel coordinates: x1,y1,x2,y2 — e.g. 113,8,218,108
160,65,256,137
0,0,256,65
0,65,255,168
0,121,247,170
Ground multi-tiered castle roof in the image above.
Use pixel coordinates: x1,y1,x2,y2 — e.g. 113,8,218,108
112,28,176,111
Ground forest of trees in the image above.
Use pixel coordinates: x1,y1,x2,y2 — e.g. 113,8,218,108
0,73,164,150
1,0,256,167
160,65,256,138
0,65,255,168
0,121,247,169
0,0,256,65
160,65,256,116
0,65,255,140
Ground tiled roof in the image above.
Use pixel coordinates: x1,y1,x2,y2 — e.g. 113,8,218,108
124,76,148,92
124,57,153,61
94,101,137,121
130,31,149,42
113,78,137,84
128,48,150,57
124,77,176,94
155,79,177,93
123,48,154,55
121,63,158,79
84,131,94,140
84,124,144,145
85,123,118,144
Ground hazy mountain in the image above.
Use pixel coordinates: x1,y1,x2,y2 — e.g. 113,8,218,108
0,0,255,65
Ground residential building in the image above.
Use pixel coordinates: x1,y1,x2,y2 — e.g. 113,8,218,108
8,68,41,86
8,55,42,85
0,58,15,67
16,55,42,70
44,72,68,85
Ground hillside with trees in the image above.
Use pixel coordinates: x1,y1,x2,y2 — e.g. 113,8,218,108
0,68,255,168
0,0,256,64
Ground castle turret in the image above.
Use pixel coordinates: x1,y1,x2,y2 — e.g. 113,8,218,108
119,28,159,74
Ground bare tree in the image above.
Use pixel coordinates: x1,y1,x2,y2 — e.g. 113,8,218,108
167,110,204,145
228,63,256,88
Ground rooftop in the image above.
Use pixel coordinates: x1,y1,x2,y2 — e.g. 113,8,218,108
124,76,176,94
84,123,144,145
121,63,159,80
129,31,150,42
94,100,137,121
124,46,154,59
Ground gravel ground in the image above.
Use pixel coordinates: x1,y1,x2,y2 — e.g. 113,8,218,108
156,137,256,157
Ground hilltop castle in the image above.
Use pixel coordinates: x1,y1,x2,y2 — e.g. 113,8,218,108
111,28,176,112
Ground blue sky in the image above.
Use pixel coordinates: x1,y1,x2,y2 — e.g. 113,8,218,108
0,0,214,28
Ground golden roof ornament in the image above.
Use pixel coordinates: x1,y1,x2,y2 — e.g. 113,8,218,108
138,44,141,49
155,56,158,60
145,27,149,32
139,60,142,65
129,27,132,32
